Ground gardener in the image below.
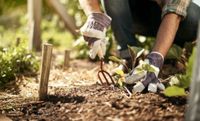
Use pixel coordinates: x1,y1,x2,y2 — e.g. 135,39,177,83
79,0,200,93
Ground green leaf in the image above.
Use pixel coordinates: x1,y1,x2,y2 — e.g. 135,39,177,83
164,86,186,97
142,64,156,73
114,69,124,77
127,45,145,68
177,47,196,89
127,45,144,58
128,45,136,67
117,78,124,87
166,44,182,60
169,76,180,86
186,47,196,79
177,75,190,89
109,56,125,65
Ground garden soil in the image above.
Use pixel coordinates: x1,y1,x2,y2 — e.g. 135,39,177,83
0,59,187,121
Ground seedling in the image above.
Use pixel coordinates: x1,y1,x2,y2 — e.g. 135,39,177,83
109,46,145,95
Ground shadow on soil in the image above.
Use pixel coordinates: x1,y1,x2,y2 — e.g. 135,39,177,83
46,94,85,104
159,93,187,106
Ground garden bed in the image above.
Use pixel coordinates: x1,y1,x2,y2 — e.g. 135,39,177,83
0,59,186,121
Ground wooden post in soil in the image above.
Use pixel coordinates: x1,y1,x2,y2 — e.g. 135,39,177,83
185,21,200,121
16,37,20,46
63,50,70,70
39,43,53,100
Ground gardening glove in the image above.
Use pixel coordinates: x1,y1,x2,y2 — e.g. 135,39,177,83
80,13,111,59
125,52,165,93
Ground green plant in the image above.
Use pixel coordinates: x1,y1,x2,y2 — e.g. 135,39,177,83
0,42,39,86
109,45,145,87
109,45,144,71
166,44,183,60
164,47,196,97
109,44,195,97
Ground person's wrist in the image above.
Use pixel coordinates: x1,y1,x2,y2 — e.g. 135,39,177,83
147,51,164,69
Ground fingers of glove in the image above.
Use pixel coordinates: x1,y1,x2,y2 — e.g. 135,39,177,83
97,39,107,58
89,40,101,59
124,65,147,84
80,25,106,39
124,60,153,84
148,79,165,92
152,79,165,91
148,83,158,93
97,49,104,59
132,82,145,93
89,39,107,59
124,71,146,84
147,82,165,92
83,36,98,47
157,80,165,90
141,72,157,87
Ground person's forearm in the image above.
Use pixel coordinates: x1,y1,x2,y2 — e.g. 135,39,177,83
152,13,181,57
79,0,102,15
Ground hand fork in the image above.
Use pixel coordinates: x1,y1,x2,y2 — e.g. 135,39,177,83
97,59,116,85
97,59,132,97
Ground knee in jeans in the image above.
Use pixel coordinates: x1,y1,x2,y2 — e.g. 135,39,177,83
103,1,130,18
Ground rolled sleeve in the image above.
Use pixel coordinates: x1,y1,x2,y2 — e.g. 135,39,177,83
162,0,191,19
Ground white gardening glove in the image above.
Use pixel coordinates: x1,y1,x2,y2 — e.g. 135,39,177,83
89,39,107,59
125,52,165,93
80,13,111,59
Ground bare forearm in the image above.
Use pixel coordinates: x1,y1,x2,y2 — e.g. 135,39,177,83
153,13,181,57
79,0,102,15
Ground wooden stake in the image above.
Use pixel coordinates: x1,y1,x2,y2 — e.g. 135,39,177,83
16,37,20,46
39,43,53,100
185,21,200,121
63,50,70,70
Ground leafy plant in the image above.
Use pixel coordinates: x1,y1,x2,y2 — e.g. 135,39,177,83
164,86,186,97
164,47,196,96
0,42,39,87
135,60,158,73
166,44,183,60
127,45,144,68
109,45,144,73
109,56,128,70
109,45,145,87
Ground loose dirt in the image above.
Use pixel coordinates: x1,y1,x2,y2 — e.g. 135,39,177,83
0,59,186,121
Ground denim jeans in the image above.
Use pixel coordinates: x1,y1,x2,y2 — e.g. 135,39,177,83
102,0,200,58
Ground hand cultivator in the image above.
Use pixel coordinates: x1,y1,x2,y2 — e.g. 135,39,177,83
98,59,116,85
97,59,132,96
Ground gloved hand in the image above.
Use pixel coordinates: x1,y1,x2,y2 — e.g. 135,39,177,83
125,52,165,93
80,13,111,59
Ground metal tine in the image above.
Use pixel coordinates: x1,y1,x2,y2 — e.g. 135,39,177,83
98,59,115,85
98,71,110,85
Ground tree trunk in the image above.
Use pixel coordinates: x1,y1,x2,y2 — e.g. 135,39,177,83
0,0,3,15
28,0,42,51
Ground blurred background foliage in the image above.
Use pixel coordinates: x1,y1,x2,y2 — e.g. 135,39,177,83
0,0,88,86
0,0,196,91
0,0,86,50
